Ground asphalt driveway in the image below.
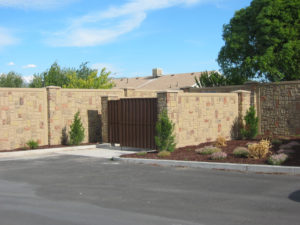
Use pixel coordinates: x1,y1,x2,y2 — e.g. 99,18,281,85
0,154,299,225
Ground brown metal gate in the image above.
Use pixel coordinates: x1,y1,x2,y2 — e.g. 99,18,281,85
108,98,157,149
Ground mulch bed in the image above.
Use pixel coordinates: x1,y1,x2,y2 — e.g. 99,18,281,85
122,138,300,167
0,143,97,153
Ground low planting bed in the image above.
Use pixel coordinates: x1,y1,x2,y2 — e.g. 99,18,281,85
122,138,300,167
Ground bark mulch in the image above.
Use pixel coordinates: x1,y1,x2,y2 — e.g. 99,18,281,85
122,138,300,167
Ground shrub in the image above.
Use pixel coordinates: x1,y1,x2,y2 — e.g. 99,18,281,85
195,146,221,155
136,151,147,156
233,147,249,158
241,106,259,139
268,154,288,165
69,111,85,145
215,136,227,147
26,140,39,149
211,152,227,160
157,150,171,157
155,110,176,152
248,139,271,159
271,139,283,146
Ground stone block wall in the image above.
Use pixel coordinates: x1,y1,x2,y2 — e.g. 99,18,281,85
259,81,300,136
184,80,300,137
124,88,159,98
48,88,124,145
0,87,165,151
157,91,241,148
0,88,48,150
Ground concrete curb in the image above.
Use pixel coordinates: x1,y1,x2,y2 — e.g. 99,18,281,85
113,157,300,175
0,145,98,159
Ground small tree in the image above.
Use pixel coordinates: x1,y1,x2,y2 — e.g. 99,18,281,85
155,110,176,152
69,111,85,145
241,106,259,139
0,72,24,87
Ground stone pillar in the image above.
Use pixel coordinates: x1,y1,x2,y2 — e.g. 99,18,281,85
101,96,119,143
124,88,135,97
46,86,62,146
157,91,180,142
232,90,251,136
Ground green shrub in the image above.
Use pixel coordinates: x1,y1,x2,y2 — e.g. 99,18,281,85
241,106,259,139
271,139,283,146
195,146,221,155
69,111,85,145
157,151,171,157
155,110,176,152
233,147,249,158
26,140,39,149
136,151,147,156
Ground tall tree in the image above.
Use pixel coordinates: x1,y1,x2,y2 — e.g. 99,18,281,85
76,62,97,80
0,72,24,87
29,62,113,89
63,68,114,89
195,71,229,87
218,0,300,83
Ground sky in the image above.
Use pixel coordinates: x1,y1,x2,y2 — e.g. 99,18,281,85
0,0,252,81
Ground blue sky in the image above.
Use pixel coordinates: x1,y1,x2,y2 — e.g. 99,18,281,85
0,0,252,81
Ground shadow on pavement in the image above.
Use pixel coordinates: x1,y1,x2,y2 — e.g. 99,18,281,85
288,190,300,202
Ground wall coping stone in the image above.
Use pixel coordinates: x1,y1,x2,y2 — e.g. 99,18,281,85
46,86,61,89
231,90,251,94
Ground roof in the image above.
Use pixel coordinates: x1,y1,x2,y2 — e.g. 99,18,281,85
112,72,205,90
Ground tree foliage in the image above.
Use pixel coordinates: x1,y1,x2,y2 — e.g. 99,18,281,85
29,62,114,89
155,110,176,152
63,68,113,89
0,72,24,87
218,0,300,83
195,71,229,87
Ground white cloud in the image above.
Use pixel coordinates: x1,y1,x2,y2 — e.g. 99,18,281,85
22,75,34,83
46,0,215,47
23,64,37,69
0,27,18,48
8,62,15,66
0,0,77,10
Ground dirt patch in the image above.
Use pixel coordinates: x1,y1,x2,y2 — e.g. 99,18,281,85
122,139,300,167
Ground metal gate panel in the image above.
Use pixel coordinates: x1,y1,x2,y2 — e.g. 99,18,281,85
108,98,157,149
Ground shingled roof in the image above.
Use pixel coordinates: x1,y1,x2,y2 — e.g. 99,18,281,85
112,69,206,90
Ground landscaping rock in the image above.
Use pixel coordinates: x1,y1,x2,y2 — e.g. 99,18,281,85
279,141,300,150
277,149,295,154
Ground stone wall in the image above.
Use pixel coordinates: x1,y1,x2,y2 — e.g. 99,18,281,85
0,87,165,151
157,91,244,148
47,87,124,146
183,80,300,137
124,88,159,98
0,88,48,150
259,81,300,136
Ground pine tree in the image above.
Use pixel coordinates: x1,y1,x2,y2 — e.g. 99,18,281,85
69,111,85,145
155,110,176,152
241,106,259,139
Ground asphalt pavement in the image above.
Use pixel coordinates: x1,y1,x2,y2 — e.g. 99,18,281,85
0,154,299,225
